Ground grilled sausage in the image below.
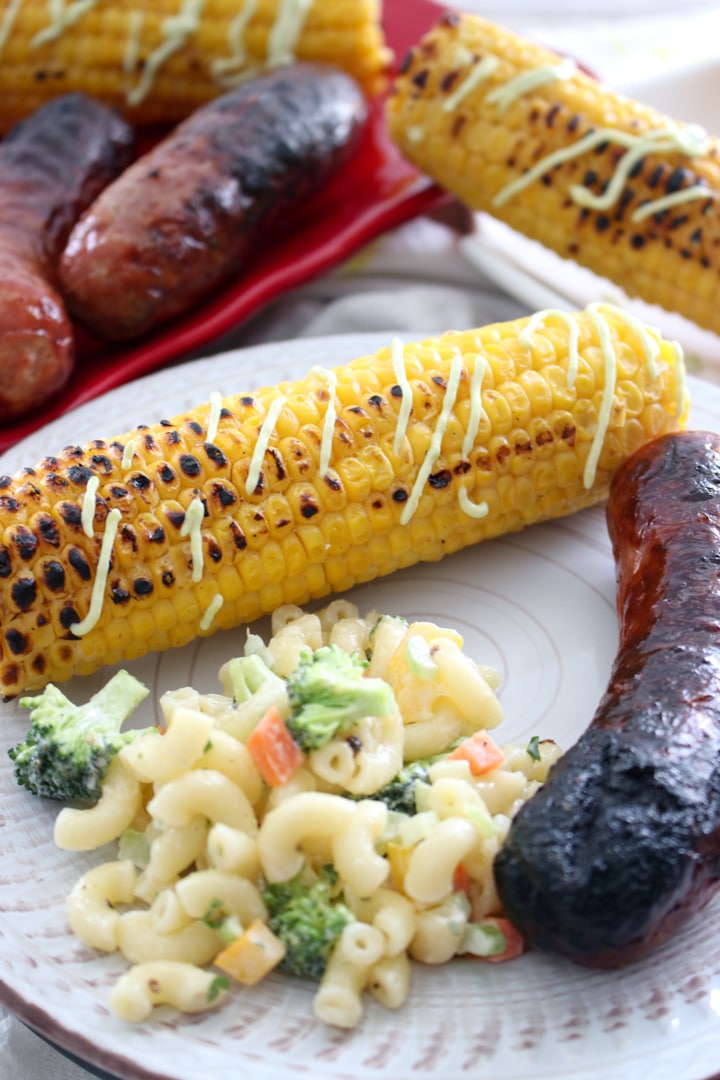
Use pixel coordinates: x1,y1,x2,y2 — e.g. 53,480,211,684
59,64,368,342
493,429,720,968
0,93,134,421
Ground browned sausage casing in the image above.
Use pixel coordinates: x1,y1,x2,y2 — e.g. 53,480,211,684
0,93,134,421
494,429,720,968
59,64,368,342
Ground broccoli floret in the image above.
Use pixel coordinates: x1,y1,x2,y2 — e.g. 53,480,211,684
8,669,153,803
263,867,355,980
366,760,432,815
221,653,284,705
285,644,394,751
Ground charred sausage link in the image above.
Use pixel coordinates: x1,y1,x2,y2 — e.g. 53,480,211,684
494,429,720,968
59,64,368,342
0,93,134,421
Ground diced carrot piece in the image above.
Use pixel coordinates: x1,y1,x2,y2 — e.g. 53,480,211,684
452,862,473,900
246,705,304,786
448,731,504,775
214,919,286,985
477,917,525,963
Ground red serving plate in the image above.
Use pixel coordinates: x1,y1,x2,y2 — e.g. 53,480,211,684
0,0,449,453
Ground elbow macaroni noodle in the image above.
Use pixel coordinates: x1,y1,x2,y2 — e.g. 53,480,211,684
50,601,562,1029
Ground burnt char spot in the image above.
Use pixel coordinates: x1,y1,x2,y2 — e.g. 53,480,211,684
133,578,153,596
546,103,561,127
648,164,665,189
111,585,130,604
670,214,689,231
204,444,227,467
179,454,202,477
64,445,83,458
166,430,181,445
129,472,151,492
300,495,319,518
631,234,646,249
398,49,413,75
67,465,93,486
144,434,156,451
583,169,598,187
43,561,65,591
12,528,38,560
390,385,403,397
567,113,581,134
212,483,236,507
429,469,452,489
0,496,19,513
160,419,173,427
348,406,367,415
2,665,19,689
691,227,703,244
208,539,222,563
453,460,472,475
58,502,82,526
121,525,138,552
12,577,36,609
188,420,203,435
392,489,408,502
230,522,247,549
268,448,285,481
451,114,467,138
109,485,128,501
432,375,447,388
0,547,11,577
666,167,691,194
0,475,10,488
160,570,175,589
439,10,460,25
32,654,46,674
166,509,186,530
412,68,429,89
440,70,459,92
68,548,92,580
367,394,384,408
90,454,113,473
158,463,176,485
60,606,80,629
148,526,166,543
596,214,610,232
240,396,255,407
346,734,363,755
324,475,342,492
5,628,28,655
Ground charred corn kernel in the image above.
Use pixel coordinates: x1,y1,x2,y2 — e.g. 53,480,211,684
0,306,686,696
387,11,720,338
0,0,390,132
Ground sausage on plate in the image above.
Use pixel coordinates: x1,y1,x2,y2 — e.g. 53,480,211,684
494,430,720,967
0,93,134,421
59,64,368,342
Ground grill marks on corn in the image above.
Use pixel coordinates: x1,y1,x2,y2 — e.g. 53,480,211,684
0,308,685,695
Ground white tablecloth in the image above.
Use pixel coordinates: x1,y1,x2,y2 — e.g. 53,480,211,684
4,4,720,1078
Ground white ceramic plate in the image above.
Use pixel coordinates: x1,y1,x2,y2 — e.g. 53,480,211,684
1,332,720,1080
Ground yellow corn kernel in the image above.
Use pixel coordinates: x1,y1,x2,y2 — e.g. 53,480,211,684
387,11,720,338
0,308,686,696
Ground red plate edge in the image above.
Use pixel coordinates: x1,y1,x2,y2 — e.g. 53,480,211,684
0,0,450,455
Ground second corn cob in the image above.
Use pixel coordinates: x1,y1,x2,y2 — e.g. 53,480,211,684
387,12,720,338
0,305,687,697
0,0,391,132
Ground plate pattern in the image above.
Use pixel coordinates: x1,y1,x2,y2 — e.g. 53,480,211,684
1,333,720,1080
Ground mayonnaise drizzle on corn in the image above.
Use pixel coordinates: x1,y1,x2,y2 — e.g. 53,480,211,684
485,57,576,112
246,396,286,496
127,0,207,106
81,475,100,538
70,509,122,637
206,391,223,445
391,337,413,455
200,593,224,631
0,0,24,58
443,55,498,113
180,496,205,583
312,367,337,478
31,0,100,47
267,0,313,67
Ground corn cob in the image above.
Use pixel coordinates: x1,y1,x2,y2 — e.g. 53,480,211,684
0,0,391,132
387,12,720,338
0,305,687,697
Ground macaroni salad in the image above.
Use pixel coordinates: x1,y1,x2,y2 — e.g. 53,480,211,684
53,601,561,1029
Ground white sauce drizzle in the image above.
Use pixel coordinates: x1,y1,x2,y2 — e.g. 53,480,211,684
180,495,205,583
391,338,413,456
200,593,224,631
70,508,122,637
267,0,313,68
632,184,718,222
127,0,207,107
461,342,487,459
458,486,489,519
123,10,144,74
485,58,576,113
0,0,25,60
582,305,618,491
121,438,137,470
31,0,100,47
210,0,259,86
206,391,223,445
493,124,707,210
443,54,499,113
311,367,337,478
81,475,100,538
400,350,463,526
246,396,286,496
519,308,580,387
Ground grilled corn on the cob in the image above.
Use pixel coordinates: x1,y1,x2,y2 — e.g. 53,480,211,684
0,305,687,696
0,0,391,131
387,12,720,337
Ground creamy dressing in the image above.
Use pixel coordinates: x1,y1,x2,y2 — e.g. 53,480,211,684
458,486,489,519
70,508,122,637
443,54,499,113
127,0,207,107
200,593,224,631
461,342,487,459
210,0,259,85
400,350,463,526
485,58,576,113
0,0,24,59
493,124,707,210
180,495,205,583
391,337,413,456
632,184,718,222
31,0,100,48
123,9,144,74
246,396,286,496
582,305,618,490
519,308,580,387
266,0,313,68
121,438,137,470
206,391,223,445
311,367,337,478
81,475,100,538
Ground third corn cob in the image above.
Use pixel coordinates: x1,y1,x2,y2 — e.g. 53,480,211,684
387,12,720,338
0,0,391,132
0,305,686,697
